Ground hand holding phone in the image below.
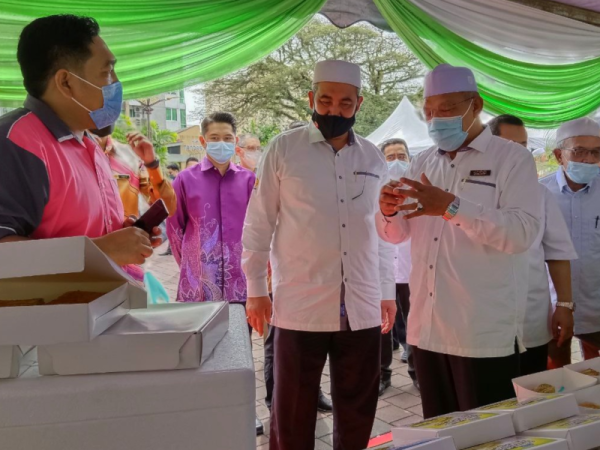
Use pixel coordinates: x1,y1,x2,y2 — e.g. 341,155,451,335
133,199,169,234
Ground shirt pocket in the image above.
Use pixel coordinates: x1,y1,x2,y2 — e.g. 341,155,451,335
590,213,600,254
459,178,497,207
349,171,380,213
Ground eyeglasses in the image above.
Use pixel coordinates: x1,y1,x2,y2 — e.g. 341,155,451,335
562,147,600,162
423,97,473,120
242,146,261,152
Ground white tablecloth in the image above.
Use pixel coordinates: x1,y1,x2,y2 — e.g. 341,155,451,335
0,305,255,450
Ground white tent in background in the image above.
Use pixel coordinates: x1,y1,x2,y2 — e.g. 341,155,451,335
367,96,433,154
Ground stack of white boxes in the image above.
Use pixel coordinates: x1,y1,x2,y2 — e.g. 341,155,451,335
391,360,600,450
0,237,229,378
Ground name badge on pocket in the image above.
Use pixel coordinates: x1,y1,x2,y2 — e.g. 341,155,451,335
470,170,492,177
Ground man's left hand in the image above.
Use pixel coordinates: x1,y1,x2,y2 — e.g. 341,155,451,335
381,300,397,334
127,132,156,165
394,173,455,219
552,306,574,347
123,216,163,248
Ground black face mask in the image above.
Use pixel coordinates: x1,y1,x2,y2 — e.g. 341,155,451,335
90,123,115,138
312,110,355,140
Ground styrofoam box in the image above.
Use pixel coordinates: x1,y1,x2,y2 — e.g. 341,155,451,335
38,302,229,375
572,385,600,415
464,435,569,450
473,394,579,432
520,415,600,450
0,346,20,379
0,237,147,345
390,436,456,450
512,368,597,401
565,358,600,383
392,412,515,450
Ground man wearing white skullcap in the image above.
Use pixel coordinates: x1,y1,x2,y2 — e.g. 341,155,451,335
542,117,600,364
378,64,541,418
242,60,396,449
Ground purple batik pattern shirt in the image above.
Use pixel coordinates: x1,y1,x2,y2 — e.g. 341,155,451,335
167,157,255,302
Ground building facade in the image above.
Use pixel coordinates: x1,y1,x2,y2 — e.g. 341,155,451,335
124,90,187,132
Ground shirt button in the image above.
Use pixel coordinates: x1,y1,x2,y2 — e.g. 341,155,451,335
344,252,347,255
342,224,346,228
451,164,455,168
429,293,433,297
429,265,433,269
344,278,348,282
341,199,344,203
445,189,449,192
434,237,438,241
339,176,342,179
456,223,461,227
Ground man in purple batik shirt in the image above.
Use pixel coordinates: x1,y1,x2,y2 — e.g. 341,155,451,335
167,112,255,303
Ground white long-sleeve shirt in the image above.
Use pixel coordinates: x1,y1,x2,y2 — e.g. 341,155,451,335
377,127,541,358
242,123,395,332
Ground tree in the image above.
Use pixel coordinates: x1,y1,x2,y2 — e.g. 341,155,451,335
141,121,178,166
112,114,136,142
194,18,425,137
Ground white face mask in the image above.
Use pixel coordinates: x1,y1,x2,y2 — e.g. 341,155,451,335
387,159,409,181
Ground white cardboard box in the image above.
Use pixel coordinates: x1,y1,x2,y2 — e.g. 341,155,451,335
473,395,580,432
389,436,456,450
565,358,600,383
37,302,229,375
0,345,20,379
572,385,600,415
392,412,515,450
464,436,569,450
0,237,147,345
520,415,600,450
512,369,597,401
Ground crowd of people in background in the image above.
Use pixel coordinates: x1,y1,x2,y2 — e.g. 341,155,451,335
1,13,600,450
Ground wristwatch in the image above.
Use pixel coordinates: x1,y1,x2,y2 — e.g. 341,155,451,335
442,197,460,221
144,158,160,169
556,302,576,311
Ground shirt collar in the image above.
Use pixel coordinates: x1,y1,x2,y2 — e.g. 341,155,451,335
437,126,492,156
556,166,593,193
24,95,76,142
308,121,356,146
200,156,240,172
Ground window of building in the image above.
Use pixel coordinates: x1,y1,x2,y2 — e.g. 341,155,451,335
179,90,185,103
166,108,177,121
129,108,136,118
181,110,187,128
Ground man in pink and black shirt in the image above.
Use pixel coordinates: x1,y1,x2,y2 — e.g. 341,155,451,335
0,15,160,270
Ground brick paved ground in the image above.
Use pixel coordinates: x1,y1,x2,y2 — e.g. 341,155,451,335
145,242,583,450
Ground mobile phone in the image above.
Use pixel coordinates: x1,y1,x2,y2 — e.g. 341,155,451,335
133,199,169,234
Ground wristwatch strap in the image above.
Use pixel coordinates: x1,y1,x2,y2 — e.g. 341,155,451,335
443,197,460,221
556,302,575,311
144,158,160,170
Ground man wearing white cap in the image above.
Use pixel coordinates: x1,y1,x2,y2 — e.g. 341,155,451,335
542,117,600,363
378,64,541,417
242,60,396,450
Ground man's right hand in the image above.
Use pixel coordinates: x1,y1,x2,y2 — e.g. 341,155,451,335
380,180,407,217
93,227,153,266
246,296,272,337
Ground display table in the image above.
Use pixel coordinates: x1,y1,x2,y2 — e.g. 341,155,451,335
0,305,255,450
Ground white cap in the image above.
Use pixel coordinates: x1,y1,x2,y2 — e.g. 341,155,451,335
556,117,600,144
424,64,478,98
313,60,361,89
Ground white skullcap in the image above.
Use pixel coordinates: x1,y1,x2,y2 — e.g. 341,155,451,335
313,60,361,89
424,64,478,98
556,117,600,144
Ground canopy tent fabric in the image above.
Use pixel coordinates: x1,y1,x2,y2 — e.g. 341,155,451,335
366,96,433,154
0,0,325,105
0,0,600,127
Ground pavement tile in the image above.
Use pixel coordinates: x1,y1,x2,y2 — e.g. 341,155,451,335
315,417,334,438
375,405,413,423
386,393,421,409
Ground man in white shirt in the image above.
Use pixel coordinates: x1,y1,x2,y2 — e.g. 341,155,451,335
242,60,396,450
489,114,576,375
379,138,417,395
378,64,541,418
542,117,600,363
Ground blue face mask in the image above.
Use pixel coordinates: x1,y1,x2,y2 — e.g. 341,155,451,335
387,159,409,181
565,161,600,185
70,72,123,130
206,141,235,164
427,101,475,152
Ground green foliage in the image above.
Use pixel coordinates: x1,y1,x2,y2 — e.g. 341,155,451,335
246,120,282,146
112,114,136,142
197,18,424,137
141,121,178,166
